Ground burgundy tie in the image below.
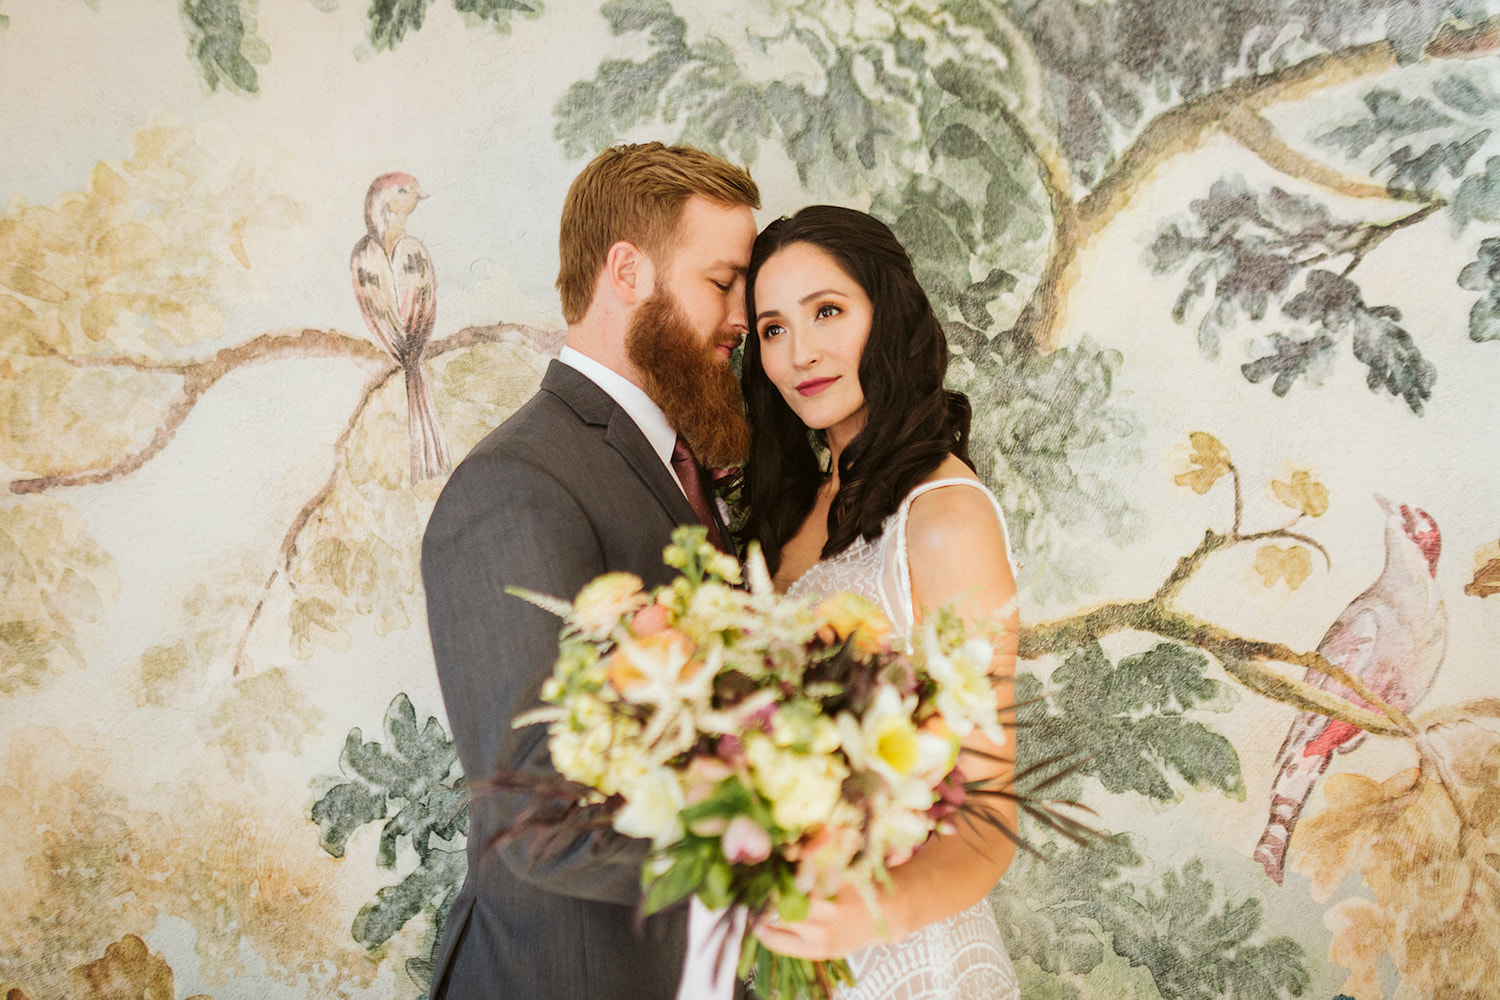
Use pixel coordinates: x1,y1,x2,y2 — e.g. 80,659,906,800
670,435,727,552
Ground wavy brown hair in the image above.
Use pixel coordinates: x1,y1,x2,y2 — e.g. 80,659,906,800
741,205,972,574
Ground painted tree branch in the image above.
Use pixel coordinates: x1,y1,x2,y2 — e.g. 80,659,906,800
233,363,394,674
1010,15,1500,351
9,330,388,494
1018,599,1410,739
7,321,561,494
226,320,564,673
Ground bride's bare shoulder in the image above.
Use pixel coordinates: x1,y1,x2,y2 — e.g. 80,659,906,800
905,460,1007,563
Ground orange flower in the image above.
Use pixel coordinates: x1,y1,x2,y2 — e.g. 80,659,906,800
815,591,894,657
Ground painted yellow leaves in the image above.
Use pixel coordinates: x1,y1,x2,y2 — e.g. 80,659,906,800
1171,432,1329,592
1,497,118,696
1253,545,1314,590
4,934,212,1000
1271,470,1329,518
1174,432,1233,495
1294,723,1500,1000
1256,469,1328,591
0,118,302,479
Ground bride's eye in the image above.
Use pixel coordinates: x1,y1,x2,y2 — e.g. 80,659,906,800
759,322,784,340
815,302,841,320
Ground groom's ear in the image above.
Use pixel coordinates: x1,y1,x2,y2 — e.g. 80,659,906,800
602,240,657,307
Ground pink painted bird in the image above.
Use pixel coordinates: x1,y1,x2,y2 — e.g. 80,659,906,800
1253,495,1446,884
351,172,450,481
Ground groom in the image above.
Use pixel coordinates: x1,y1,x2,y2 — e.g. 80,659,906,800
421,143,759,999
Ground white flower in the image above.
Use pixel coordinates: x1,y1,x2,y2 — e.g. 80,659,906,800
919,622,1006,747
614,766,687,848
837,685,954,784
866,778,938,866
744,733,848,834
572,572,648,638
743,542,774,597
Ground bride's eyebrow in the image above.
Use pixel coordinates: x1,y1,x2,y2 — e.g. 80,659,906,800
756,288,846,323
797,288,840,305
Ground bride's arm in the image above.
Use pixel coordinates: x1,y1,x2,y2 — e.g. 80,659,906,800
754,483,1019,960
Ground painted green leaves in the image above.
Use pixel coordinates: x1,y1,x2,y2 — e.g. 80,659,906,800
1148,179,1441,413
312,694,467,977
1018,642,1244,803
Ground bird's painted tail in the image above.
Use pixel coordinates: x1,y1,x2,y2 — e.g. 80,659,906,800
1253,737,1333,884
405,363,450,481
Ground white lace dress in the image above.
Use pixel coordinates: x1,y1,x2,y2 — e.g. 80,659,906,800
786,478,1021,1000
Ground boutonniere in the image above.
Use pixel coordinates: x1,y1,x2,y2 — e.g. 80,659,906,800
708,465,746,537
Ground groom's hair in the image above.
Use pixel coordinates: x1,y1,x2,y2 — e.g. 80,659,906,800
557,142,759,324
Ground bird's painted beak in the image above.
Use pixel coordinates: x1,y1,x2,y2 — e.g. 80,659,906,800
1373,493,1395,516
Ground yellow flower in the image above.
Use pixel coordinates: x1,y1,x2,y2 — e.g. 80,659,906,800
745,733,848,833
919,621,1004,748
815,591,894,657
613,767,686,848
838,686,953,784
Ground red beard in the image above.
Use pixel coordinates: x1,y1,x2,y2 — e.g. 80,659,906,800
626,289,750,469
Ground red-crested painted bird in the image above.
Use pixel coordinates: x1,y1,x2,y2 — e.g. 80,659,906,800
352,172,450,481
1253,494,1446,883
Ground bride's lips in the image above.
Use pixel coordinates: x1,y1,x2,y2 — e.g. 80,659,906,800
795,376,838,396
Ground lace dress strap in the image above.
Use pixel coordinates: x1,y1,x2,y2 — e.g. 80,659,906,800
887,478,1017,637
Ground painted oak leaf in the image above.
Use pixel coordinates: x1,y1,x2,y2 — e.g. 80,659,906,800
1271,470,1329,518
1467,557,1500,598
63,934,212,1000
1254,545,1313,590
1295,755,1500,999
1174,432,1232,495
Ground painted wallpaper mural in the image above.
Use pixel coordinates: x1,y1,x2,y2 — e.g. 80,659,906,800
4,1,1500,997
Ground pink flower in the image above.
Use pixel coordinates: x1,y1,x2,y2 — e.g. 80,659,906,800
793,824,861,897
722,816,772,865
684,757,734,806
628,600,673,638
717,734,745,765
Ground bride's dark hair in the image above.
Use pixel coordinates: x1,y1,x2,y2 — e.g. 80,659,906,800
741,205,972,574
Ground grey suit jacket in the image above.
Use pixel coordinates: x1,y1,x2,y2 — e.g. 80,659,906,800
422,361,734,999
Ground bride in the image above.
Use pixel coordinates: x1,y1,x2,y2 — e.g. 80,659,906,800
740,206,1021,1000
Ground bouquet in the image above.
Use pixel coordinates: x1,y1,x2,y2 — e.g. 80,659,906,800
502,526,1013,999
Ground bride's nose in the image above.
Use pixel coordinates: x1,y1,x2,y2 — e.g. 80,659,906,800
790,331,819,369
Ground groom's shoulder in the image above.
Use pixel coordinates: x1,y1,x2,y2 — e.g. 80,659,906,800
466,368,604,464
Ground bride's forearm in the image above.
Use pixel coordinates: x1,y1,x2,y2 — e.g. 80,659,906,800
871,754,1018,941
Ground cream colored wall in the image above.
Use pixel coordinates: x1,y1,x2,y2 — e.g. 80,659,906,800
3,4,1498,998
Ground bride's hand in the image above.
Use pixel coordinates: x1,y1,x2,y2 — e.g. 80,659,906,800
751,884,899,961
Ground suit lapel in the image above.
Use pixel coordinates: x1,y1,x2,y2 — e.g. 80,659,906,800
541,361,701,531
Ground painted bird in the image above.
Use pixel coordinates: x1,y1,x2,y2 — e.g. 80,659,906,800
1253,494,1446,884
351,172,450,481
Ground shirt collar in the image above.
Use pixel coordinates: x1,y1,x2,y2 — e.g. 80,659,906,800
558,346,678,471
